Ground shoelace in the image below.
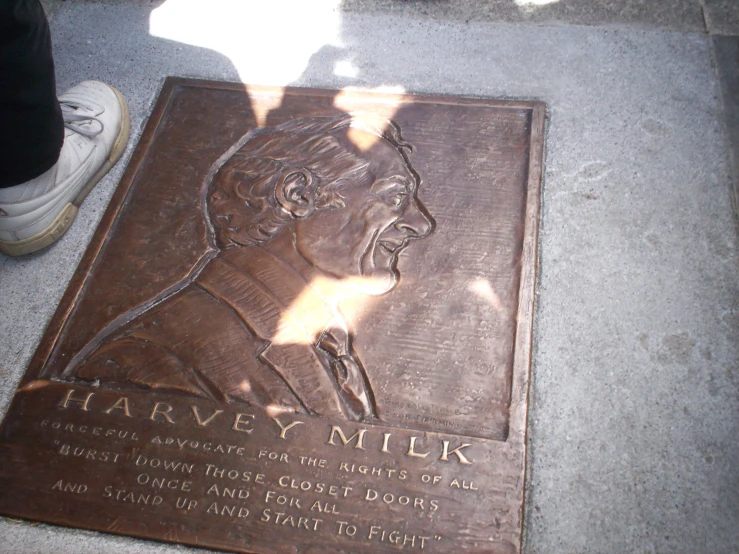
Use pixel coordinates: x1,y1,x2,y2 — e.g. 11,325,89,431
61,100,104,138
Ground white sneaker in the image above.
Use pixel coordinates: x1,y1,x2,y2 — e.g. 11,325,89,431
0,81,130,256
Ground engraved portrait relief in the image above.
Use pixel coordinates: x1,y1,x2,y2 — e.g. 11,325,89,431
64,115,434,422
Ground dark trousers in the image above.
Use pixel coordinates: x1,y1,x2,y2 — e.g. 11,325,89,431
0,0,63,188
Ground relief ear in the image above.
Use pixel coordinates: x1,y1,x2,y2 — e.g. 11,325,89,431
275,169,316,218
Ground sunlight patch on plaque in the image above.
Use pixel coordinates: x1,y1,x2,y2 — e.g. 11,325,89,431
246,85,287,128
334,88,407,149
468,277,506,313
272,276,386,346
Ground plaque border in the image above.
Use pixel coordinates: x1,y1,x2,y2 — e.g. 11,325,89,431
10,77,545,546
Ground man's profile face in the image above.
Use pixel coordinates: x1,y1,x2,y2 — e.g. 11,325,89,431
294,132,433,293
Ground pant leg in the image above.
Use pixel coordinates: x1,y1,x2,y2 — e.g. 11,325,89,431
0,0,63,188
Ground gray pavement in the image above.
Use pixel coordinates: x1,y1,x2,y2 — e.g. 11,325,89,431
1,1,738,552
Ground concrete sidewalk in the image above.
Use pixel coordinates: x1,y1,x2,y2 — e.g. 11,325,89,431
1,1,737,552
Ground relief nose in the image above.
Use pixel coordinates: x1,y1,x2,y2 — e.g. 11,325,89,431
396,199,433,239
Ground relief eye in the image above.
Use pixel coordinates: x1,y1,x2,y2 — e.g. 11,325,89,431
387,191,407,207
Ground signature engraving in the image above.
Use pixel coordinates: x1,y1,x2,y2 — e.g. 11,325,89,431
63,115,434,423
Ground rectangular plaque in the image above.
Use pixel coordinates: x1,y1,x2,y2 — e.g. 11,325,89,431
0,78,544,553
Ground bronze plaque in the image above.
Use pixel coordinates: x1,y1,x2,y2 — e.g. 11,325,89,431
0,78,544,553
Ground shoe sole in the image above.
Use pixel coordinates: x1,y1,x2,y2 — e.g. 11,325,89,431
0,86,131,257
